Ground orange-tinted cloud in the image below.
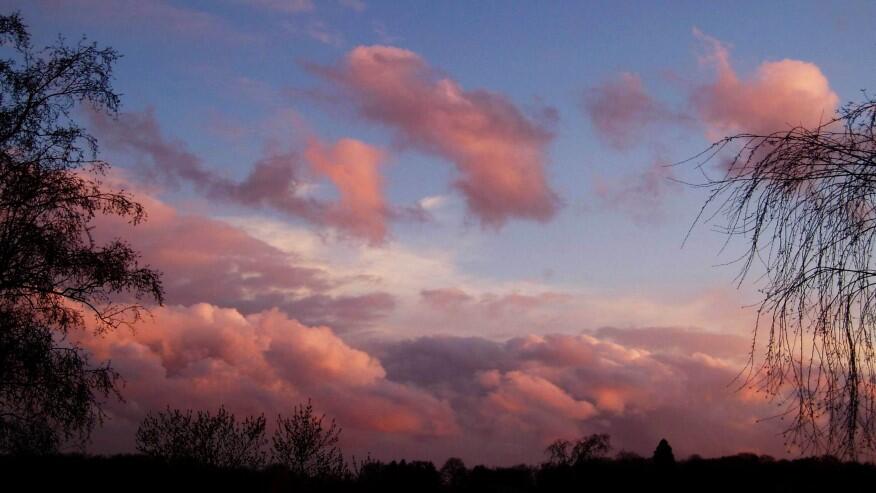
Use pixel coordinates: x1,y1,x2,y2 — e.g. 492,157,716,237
82,302,785,464
93,185,395,331
89,109,396,243
82,303,459,454
692,29,839,138
315,45,560,227
306,138,389,244
378,330,785,464
480,369,598,421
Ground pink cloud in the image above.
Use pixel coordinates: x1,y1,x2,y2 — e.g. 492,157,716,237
306,138,389,244
420,288,474,309
420,288,570,314
583,72,685,150
692,29,839,138
93,185,394,331
481,369,598,421
89,109,397,244
81,304,458,455
378,330,786,465
73,268,785,464
315,45,560,227
80,303,786,464
594,326,752,360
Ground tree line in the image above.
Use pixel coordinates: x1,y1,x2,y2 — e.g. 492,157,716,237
2,408,875,493
132,402,675,476
135,400,344,477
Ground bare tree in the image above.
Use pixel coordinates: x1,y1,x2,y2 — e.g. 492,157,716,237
690,96,876,459
135,406,267,469
0,13,162,453
545,433,612,466
272,399,346,478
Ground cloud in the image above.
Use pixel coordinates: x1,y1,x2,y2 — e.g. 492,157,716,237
285,19,345,47
306,138,389,244
584,33,839,147
93,184,395,331
420,288,474,309
481,369,598,421
582,73,686,150
594,326,752,360
82,303,458,454
313,45,560,228
591,160,679,224
89,109,395,244
35,0,243,41
79,299,783,465
407,284,760,341
691,28,839,138
377,330,785,464
242,0,314,14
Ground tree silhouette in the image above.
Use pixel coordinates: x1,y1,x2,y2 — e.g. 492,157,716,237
135,406,267,469
0,12,162,453
545,433,612,466
690,97,876,459
272,399,346,478
439,457,468,488
653,438,675,466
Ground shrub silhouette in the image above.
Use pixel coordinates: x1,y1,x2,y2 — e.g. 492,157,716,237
135,406,266,469
272,399,346,479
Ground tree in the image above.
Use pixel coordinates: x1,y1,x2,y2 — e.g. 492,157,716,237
544,438,573,466
652,438,675,466
0,13,162,453
135,406,267,469
571,433,612,463
545,433,612,466
690,96,876,459
272,399,346,478
439,457,468,488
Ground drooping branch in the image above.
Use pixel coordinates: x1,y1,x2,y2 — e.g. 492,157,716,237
691,98,876,459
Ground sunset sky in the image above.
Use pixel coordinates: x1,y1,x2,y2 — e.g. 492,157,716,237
6,0,874,465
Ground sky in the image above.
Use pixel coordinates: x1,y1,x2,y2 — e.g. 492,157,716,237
5,0,875,465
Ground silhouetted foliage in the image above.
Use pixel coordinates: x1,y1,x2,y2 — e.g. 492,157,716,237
272,399,347,479
653,438,675,466
440,457,467,489
615,449,645,461
545,433,612,466
0,12,162,453
2,447,876,492
358,459,442,493
135,406,266,469
544,438,572,466
689,96,876,460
